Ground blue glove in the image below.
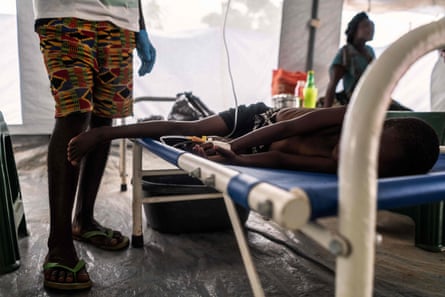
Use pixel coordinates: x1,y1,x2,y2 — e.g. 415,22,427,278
135,29,156,76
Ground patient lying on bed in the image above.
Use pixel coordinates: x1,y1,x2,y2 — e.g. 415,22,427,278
68,103,439,177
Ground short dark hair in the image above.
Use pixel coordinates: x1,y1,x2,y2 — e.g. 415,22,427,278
345,12,370,44
382,117,439,177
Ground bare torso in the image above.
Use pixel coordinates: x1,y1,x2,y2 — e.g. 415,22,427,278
268,108,341,158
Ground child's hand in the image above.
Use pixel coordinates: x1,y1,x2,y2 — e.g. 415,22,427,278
192,141,219,156
192,142,218,157
192,144,207,157
208,145,241,165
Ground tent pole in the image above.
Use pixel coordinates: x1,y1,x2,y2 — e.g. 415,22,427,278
306,0,319,71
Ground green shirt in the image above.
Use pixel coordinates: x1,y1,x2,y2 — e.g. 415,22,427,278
330,44,375,99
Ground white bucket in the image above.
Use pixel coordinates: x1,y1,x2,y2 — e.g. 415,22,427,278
272,94,297,109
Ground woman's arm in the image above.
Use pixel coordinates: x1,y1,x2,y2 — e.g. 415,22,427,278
324,65,345,107
229,106,347,153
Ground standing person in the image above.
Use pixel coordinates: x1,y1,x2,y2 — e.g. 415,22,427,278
33,0,156,291
323,12,376,107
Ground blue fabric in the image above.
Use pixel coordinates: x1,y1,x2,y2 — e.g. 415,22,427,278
138,138,445,220
227,173,260,209
228,153,445,219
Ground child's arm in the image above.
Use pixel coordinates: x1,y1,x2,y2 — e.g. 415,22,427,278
209,148,338,173
229,106,347,153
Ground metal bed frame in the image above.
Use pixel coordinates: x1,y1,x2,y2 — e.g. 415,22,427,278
128,18,445,297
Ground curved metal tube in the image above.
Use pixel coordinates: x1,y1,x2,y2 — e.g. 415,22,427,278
336,18,445,297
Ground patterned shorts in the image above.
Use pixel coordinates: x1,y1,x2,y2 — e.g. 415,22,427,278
36,18,136,118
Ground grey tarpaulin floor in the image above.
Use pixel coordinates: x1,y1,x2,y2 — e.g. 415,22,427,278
1,135,444,297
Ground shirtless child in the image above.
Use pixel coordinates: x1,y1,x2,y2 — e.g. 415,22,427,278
67,103,439,177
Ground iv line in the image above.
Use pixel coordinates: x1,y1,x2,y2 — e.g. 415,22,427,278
222,0,239,138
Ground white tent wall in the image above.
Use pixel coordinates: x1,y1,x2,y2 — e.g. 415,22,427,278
278,0,344,96
0,13,22,125
431,56,445,111
346,0,445,12
132,27,281,119
133,0,285,119
10,1,54,135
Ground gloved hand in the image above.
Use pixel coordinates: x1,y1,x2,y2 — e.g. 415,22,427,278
135,29,156,76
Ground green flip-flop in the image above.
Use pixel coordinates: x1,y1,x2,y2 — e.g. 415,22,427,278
73,228,129,251
43,260,92,291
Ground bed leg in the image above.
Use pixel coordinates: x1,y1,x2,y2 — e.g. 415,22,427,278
131,235,144,248
132,142,144,248
223,194,265,297
119,119,128,192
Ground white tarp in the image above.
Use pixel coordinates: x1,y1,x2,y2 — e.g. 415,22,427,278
133,27,279,119
0,13,21,125
431,56,445,111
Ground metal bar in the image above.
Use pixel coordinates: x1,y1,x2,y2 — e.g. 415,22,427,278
142,193,222,204
223,193,265,297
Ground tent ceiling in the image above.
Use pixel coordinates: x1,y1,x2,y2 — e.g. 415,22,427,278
345,0,445,13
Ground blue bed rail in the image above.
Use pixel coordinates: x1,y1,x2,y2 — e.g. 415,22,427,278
137,138,445,221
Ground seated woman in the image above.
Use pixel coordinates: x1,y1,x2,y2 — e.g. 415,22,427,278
322,11,410,111
68,103,439,177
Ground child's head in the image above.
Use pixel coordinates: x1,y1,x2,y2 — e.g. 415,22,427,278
345,12,374,44
378,117,440,177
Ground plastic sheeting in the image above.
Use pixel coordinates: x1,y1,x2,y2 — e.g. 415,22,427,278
0,136,444,297
133,27,280,118
0,14,21,126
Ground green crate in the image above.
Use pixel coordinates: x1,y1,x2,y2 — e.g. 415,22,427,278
0,112,27,273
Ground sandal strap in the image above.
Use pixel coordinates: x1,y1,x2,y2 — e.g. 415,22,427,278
80,229,113,239
43,260,87,281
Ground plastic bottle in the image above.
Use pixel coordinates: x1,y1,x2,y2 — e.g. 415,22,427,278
303,70,318,108
294,80,306,108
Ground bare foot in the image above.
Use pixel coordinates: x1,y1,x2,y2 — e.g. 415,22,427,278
67,129,101,166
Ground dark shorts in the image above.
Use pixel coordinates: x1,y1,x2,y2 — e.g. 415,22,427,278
35,18,136,118
218,102,273,139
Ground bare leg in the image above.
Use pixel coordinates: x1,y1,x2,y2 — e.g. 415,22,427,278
72,115,127,248
45,112,90,284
